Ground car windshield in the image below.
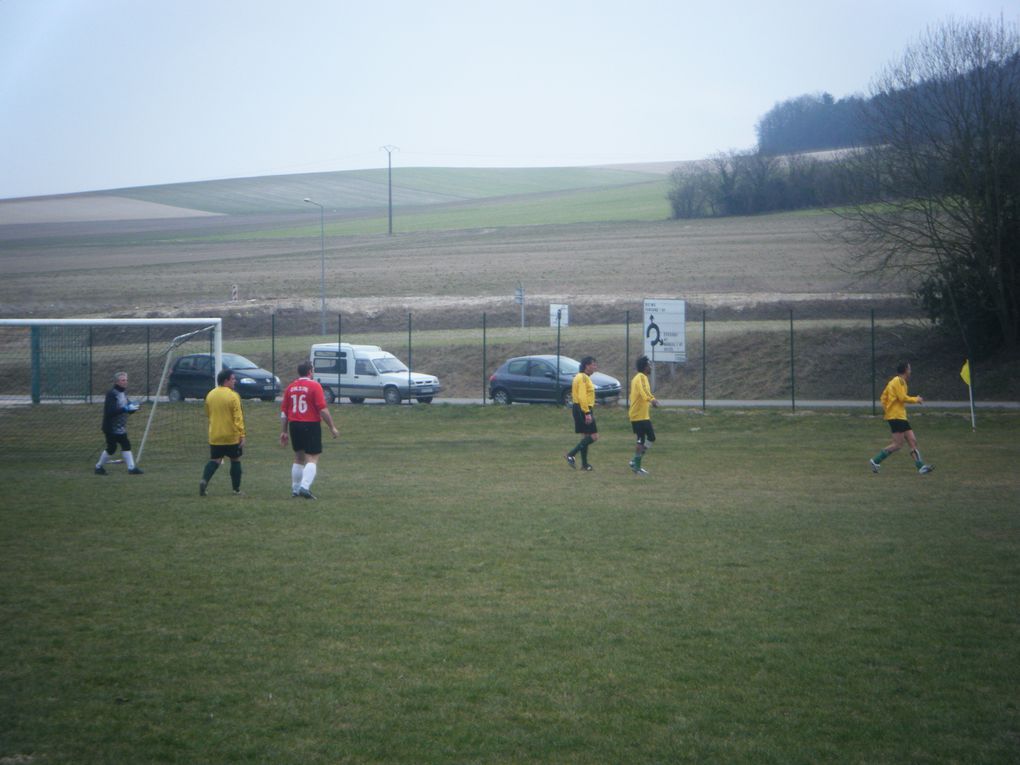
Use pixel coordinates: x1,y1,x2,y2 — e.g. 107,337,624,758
373,356,408,374
221,353,258,370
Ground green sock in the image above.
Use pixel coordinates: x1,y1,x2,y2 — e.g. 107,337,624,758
873,450,888,464
230,461,242,491
915,459,924,469
202,461,219,482
634,454,642,469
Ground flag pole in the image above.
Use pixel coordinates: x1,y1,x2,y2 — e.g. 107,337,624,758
968,377,976,432
962,360,976,431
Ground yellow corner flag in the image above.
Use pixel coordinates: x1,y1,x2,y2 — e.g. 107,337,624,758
961,360,971,387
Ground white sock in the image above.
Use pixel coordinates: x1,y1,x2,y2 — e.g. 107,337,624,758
300,463,317,490
291,463,304,492
123,450,136,470
96,451,111,468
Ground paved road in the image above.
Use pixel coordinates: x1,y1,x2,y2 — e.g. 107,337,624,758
430,398,1019,410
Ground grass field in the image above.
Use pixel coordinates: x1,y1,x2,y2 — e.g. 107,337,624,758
2,404,1018,763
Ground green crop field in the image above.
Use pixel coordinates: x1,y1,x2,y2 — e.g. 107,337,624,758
2,404,1018,764
113,166,666,216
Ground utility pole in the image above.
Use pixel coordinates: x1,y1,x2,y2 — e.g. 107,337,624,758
381,145,398,235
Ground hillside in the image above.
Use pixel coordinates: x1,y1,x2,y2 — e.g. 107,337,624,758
2,163,1014,401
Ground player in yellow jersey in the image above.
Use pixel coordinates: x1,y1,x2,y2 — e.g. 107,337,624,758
628,356,659,476
200,369,247,496
564,356,599,471
870,361,934,475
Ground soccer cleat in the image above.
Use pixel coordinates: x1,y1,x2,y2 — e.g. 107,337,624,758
918,464,935,475
232,490,246,497
291,490,299,498
298,487,317,500
128,467,144,475
565,454,576,469
199,479,208,497
869,459,880,474
582,464,594,472
94,466,107,475
633,467,649,476
628,460,636,470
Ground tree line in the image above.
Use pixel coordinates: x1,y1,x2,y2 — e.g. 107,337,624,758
668,18,1019,355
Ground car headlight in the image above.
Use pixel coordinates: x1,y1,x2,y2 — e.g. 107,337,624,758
239,377,256,385
274,376,280,386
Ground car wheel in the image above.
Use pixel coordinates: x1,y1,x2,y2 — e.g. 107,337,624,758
417,396,433,404
560,388,572,406
348,397,365,404
383,386,401,405
168,386,184,402
492,388,512,405
323,387,336,404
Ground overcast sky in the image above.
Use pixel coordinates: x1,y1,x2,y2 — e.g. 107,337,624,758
0,0,1013,200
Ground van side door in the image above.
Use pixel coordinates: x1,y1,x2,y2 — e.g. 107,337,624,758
353,357,381,399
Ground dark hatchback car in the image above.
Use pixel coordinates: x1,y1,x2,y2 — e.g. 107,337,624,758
167,353,281,402
488,355,622,405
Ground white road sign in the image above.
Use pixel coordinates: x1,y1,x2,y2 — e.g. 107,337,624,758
643,298,686,363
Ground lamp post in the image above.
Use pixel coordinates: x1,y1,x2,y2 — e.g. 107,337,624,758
303,197,326,334
381,145,398,235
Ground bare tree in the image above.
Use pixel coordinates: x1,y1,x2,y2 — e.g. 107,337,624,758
839,17,1020,353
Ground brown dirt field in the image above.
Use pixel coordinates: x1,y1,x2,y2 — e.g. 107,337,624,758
0,212,910,321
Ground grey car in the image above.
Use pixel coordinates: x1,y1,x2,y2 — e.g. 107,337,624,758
488,355,621,405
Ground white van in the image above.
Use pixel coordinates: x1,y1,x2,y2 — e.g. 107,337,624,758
309,343,442,404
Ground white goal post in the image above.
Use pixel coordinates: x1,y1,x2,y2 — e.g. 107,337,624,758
0,318,222,466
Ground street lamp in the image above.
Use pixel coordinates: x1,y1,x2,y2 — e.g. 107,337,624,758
303,197,326,334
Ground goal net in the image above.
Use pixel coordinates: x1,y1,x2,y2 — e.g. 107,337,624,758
0,318,222,470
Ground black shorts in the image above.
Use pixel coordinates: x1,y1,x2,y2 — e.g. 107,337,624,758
103,432,131,455
289,421,323,455
572,404,597,434
210,443,243,460
887,419,911,434
631,420,656,444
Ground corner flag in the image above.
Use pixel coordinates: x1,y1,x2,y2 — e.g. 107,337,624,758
961,360,975,431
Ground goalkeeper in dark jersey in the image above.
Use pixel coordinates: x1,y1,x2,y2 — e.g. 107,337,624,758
94,371,143,475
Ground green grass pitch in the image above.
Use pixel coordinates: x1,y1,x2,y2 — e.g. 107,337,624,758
2,404,1018,763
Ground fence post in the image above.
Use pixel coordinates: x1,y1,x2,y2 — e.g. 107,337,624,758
407,312,412,405
89,326,94,404
625,310,630,409
271,313,276,391
146,326,151,402
870,308,876,416
482,312,487,405
789,308,795,413
342,312,346,408
556,309,563,405
702,309,707,411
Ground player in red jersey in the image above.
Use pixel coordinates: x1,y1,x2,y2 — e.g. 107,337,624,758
280,361,339,499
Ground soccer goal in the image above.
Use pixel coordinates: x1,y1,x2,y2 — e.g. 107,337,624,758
0,318,222,467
